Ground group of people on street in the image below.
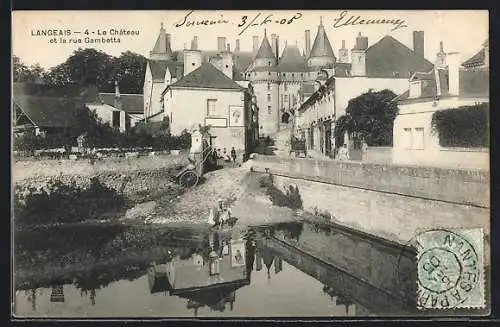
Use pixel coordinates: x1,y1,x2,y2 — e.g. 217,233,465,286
216,147,238,166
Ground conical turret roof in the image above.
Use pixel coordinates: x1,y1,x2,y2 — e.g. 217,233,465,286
309,18,335,59
255,31,276,60
278,42,308,72
151,22,173,57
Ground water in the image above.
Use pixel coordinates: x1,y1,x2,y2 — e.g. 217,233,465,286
13,221,416,318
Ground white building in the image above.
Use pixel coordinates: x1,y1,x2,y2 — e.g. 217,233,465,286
393,40,489,169
161,62,258,153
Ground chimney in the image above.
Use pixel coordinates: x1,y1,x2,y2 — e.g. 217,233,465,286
305,30,311,57
271,34,279,62
235,39,240,52
183,49,203,76
338,40,349,63
253,36,259,53
413,31,425,58
435,41,447,68
447,52,461,96
114,80,122,110
217,37,226,52
351,33,367,76
191,36,198,50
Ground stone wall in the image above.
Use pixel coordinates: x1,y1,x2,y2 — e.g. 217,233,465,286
13,154,190,197
267,174,490,266
251,155,489,208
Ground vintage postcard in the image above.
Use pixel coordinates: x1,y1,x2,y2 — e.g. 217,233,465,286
11,10,490,318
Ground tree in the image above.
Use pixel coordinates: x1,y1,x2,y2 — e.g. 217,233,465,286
42,49,147,93
112,51,148,94
335,89,399,147
13,55,45,83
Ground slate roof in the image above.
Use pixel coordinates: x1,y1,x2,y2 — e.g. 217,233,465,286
395,68,488,104
462,47,487,68
150,51,254,83
255,34,276,60
169,63,244,90
13,82,99,102
148,59,183,82
309,21,336,59
12,82,97,128
277,44,308,72
98,93,144,114
13,95,84,128
365,35,434,78
150,24,173,57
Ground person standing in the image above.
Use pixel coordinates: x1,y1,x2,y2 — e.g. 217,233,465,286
230,147,237,166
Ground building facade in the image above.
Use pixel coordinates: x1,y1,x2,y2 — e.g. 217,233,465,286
161,63,259,154
393,40,489,169
296,31,433,157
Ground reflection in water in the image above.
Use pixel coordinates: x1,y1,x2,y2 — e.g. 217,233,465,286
148,229,255,316
14,221,417,317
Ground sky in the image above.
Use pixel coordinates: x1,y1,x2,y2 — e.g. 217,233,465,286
12,10,488,69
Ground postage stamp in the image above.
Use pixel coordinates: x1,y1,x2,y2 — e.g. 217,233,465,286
415,228,485,310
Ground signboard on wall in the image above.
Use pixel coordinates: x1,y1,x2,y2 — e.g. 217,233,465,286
205,117,227,127
229,106,244,127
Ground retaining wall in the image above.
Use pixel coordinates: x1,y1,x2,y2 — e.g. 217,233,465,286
251,155,489,208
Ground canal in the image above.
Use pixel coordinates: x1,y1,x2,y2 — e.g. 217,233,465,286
13,218,424,318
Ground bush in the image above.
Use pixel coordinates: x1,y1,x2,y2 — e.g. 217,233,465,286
14,177,127,226
431,103,489,148
266,184,303,210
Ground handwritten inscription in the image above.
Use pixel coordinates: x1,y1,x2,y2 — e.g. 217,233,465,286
237,12,303,36
175,10,230,28
333,10,408,31
174,11,303,36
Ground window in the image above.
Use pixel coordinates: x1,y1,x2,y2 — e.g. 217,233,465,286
207,99,217,116
413,128,425,150
267,83,271,91
268,61,271,66
112,111,120,128
267,106,272,114
267,94,271,102
283,73,286,77
284,95,288,103
284,84,288,91
225,65,229,68
192,62,195,66
292,73,295,77
402,128,412,150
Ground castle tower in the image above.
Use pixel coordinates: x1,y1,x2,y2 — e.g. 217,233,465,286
435,41,447,68
308,17,336,68
249,29,280,136
253,29,277,68
150,22,173,60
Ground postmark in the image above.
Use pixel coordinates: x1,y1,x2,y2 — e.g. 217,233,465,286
415,229,484,310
